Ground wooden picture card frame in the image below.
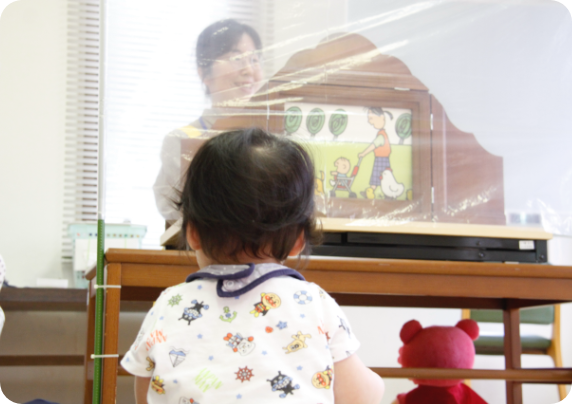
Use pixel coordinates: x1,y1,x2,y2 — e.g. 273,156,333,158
261,84,432,220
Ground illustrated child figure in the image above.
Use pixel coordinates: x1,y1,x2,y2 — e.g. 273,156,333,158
359,107,393,199
121,129,385,404
329,157,351,187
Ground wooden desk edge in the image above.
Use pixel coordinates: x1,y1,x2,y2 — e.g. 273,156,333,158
86,249,572,282
160,219,553,245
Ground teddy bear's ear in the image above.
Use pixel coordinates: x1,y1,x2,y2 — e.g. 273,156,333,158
456,319,479,340
400,320,422,343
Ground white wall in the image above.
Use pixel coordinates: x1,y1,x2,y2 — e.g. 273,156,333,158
0,2,74,400
0,0,67,287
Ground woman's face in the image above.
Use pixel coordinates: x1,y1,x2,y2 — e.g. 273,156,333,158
202,33,263,106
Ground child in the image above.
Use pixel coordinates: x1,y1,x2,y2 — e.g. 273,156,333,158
121,128,385,404
329,157,351,186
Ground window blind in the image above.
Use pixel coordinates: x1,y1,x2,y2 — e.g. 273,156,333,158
62,0,100,262
103,0,270,249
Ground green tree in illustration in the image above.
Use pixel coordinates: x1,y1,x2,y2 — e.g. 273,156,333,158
395,113,412,145
306,108,325,136
328,109,348,139
284,106,303,134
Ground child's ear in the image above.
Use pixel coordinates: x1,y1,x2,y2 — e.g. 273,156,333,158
186,224,201,251
288,232,306,257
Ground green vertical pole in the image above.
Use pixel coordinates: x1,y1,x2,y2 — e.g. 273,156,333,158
92,0,107,402
92,220,105,404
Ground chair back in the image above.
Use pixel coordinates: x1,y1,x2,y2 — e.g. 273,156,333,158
470,306,554,325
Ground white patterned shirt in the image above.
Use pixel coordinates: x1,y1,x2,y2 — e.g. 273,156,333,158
121,263,360,404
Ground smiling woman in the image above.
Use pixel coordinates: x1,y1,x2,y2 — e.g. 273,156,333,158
153,19,265,221
196,19,264,105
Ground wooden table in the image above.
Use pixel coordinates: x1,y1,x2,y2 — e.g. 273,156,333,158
84,248,572,404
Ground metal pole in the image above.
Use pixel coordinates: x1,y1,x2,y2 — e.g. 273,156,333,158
92,0,107,402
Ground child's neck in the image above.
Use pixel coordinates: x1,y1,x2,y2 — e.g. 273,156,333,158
195,249,281,269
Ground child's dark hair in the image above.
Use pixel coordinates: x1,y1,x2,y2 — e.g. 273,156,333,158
178,128,319,263
196,19,262,81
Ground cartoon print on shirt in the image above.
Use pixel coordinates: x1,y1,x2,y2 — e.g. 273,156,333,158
151,375,166,394
223,332,255,355
145,356,155,371
235,366,254,382
267,371,300,398
283,331,312,354
195,368,223,392
132,329,146,351
338,316,351,337
250,292,281,317
121,264,362,401
179,300,209,326
178,398,199,404
293,290,313,305
317,321,331,342
219,306,237,323
311,366,333,389
168,294,183,307
169,348,188,367
146,329,167,351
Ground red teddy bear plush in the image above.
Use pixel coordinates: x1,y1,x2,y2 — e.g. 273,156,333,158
394,319,488,404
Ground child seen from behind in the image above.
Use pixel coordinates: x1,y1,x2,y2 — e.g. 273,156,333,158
121,128,385,404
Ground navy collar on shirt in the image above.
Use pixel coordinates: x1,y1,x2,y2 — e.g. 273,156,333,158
185,263,305,298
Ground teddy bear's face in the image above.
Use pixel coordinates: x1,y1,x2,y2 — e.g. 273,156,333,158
398,319,479,387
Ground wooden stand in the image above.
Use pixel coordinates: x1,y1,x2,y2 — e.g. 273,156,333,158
207,33,506,224
84,249,572,404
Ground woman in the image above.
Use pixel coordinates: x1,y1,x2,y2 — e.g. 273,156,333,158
154,19,264,221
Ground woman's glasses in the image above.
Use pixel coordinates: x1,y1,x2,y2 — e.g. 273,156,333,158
220,51,263,69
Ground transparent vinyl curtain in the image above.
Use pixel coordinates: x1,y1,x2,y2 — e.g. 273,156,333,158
104,0,572,243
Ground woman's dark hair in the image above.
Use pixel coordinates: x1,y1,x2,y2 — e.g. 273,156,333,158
196,19,262,79
178,128,319,263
